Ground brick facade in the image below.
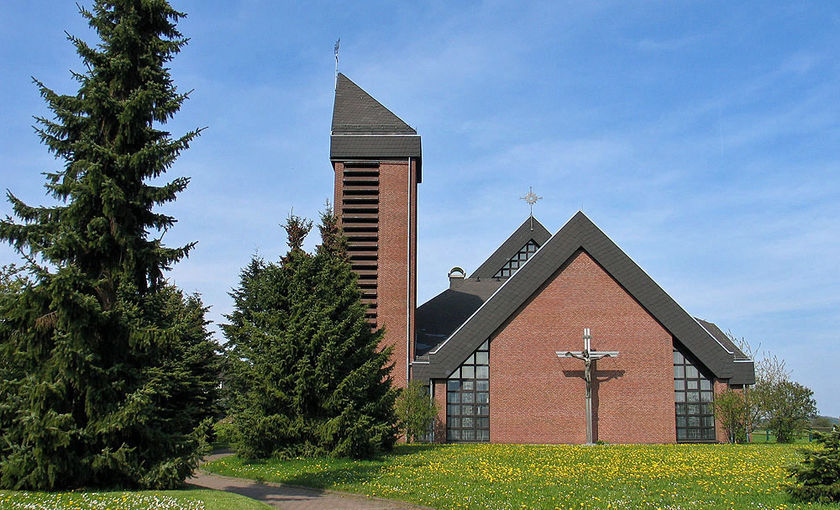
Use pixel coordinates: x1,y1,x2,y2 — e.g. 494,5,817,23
333,159,417,389
437,250,678,444
377,160,417,388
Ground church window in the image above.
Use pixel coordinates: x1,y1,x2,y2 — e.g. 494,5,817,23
673,347,716,442
447,339,490,442
494,240,540,278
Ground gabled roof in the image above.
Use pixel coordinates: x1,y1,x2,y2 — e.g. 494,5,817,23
330,73,422,180
413,211,754,385
471,216,552,278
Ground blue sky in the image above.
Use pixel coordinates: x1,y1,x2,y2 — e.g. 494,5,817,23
1,1,838,416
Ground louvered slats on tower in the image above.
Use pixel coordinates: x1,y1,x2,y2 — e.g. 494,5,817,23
341,164,380,324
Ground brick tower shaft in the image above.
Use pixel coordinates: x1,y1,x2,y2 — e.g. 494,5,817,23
330,74,421,388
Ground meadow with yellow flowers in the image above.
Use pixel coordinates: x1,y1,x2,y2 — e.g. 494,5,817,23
204,443,830,509
0,489,269,509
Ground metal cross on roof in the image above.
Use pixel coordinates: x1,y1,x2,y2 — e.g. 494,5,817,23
521,186,542,230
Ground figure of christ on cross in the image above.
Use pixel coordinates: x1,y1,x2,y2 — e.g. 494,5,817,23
557,328,619,444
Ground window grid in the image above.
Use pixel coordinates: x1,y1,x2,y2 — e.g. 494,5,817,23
447,340,490,442
494,240,540,278
674,347,716,442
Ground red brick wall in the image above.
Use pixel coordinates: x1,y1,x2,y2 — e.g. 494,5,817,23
489,250,676,444
377,160,416,389
333,159,417,390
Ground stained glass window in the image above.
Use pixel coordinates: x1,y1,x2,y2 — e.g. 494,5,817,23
447,340,490,442
674,347,716,442
494,240,540,278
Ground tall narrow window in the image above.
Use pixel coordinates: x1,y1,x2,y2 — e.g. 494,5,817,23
494,239,540,278
674,347,716,442
446,340,490,442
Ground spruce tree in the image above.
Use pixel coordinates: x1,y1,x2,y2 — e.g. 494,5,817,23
224,210,398,459
0,1,219,489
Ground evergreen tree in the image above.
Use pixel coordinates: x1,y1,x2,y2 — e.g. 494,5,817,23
0,1,219,489
787,427,840,503
224,210,398,459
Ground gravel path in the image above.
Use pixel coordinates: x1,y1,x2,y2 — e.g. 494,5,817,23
187,452,435,510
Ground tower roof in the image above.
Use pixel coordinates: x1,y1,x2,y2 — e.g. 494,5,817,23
330,74,422,179
332,73,416,135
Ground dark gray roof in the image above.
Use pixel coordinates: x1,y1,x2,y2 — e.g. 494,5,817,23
471,217,552,278
694,318,754,385
694,318,750,360
330,73,422,181
332,74,416,135
330,135,421,159
415,279,503,356
413,211,755,386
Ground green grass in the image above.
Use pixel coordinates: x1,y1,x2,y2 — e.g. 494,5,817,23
750,429,815,444
204,443,833,510
0,488,270,509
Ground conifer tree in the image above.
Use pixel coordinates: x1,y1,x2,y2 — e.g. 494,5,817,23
224,210,398,459
0,1,219,489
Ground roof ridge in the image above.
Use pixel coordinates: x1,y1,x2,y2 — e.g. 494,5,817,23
415,211,754,385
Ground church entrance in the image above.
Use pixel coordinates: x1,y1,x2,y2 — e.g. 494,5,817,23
446,340,490,442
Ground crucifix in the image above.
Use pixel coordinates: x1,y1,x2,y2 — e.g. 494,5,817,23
557,328,619,444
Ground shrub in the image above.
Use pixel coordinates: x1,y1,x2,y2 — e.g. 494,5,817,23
787,427,840,503
395,380,438,443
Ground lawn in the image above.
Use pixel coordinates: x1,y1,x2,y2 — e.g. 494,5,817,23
203,443,832,510
0,488,269,509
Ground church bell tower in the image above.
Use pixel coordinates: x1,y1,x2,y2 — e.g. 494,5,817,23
330,73,421,387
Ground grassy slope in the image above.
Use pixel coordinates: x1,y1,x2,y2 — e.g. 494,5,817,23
204,443,832,510
0,488,270,509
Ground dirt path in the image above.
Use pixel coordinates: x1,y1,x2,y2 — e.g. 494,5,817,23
187,452,435,510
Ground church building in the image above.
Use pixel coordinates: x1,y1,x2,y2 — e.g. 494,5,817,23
329,73,755,445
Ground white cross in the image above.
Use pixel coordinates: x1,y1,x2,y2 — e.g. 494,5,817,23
557,328,619,444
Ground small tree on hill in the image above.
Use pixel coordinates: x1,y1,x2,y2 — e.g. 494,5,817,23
395,380,438,443
0,0,219,490
223,210,398,459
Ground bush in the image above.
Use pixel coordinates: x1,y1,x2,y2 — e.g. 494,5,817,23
714,389,747,443
395,380,438,443
787,427,840,503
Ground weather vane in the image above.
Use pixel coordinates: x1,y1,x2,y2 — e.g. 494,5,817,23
521,186,542,230
334,38,341,90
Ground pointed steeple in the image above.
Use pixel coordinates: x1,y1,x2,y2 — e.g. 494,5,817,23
332,73,416,135
329,73,421,180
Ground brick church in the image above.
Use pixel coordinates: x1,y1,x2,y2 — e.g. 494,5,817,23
330,73,754,444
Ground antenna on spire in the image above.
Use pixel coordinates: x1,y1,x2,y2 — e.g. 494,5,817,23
334,38,341,90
